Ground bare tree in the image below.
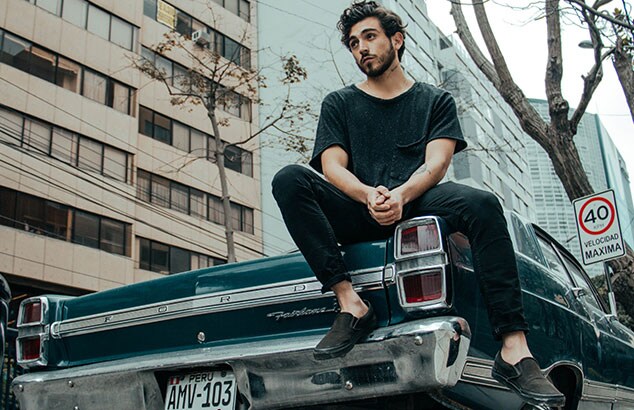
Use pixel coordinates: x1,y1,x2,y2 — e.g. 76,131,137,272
133,10,309,263
449,0,634,323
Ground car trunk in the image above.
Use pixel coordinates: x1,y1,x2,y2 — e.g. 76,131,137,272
47,240,391,368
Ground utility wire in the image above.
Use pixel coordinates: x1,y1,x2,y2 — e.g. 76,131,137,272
0,127,294,255
0,129,294,257
0,76,297,233
0,81,297,252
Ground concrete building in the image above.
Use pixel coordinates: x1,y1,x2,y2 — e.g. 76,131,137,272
258,0,536,256
0,0,261,301
527,99,633,269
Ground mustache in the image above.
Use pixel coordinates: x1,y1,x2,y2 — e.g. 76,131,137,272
361,54,376,63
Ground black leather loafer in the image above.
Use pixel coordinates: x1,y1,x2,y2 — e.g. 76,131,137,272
491,352,565,407
313,302,377,361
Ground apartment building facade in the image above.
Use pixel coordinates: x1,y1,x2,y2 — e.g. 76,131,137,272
0,0,262,303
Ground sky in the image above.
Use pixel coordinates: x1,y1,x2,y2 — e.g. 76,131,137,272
426,0,634,197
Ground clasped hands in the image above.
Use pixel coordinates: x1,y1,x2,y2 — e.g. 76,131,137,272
366,186,403,226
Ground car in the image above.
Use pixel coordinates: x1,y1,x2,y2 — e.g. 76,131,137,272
10,213,634,410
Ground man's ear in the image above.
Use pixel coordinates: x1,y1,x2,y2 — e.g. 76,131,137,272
392,32,404,53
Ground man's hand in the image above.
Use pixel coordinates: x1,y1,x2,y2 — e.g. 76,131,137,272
367,186,403,226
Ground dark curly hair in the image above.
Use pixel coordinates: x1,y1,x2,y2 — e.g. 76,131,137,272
337,1,407,61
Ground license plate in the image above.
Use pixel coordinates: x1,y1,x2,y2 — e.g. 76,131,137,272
164,370,236,410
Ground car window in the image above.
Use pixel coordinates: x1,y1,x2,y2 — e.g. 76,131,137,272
537,237,574,286
560,254,606,313
509,215,545,264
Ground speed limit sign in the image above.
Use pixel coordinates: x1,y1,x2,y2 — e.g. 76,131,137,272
573,189,625,265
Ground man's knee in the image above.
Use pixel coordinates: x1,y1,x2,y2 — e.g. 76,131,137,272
467,189,504,220
272,164,314,201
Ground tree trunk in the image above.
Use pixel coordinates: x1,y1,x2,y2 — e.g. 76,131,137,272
450,0,634,326
208,109,236,263
612,37,634,123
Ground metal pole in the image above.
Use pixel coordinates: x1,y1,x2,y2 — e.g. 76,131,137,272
604,262,618,317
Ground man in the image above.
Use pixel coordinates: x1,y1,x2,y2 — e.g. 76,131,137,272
272,1,565,407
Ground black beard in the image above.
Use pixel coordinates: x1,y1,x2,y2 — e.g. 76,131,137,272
356,43,396,77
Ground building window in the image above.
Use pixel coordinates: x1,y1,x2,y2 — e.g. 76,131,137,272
0,187,130,254
62,0,88,27
213,0,249,21
151,175,170,207
190,188,206,218
87,4,110,40
144,0,157,19
36,0,61,15
109,80,132,115
0,32,32,72
138,237,225,274
170,183,189,214
208,195,224,225
0,107,23,144
172,121,190,151
29,46,57,83
56,57,82,93
151,241,170,274
30,0,137,51
170,247,190,274
1,30,135,114
135,169,255,233
138,105,253,177
23,118,51,154
82,69,108,104
225,145,253,177
137,170,151,202
143,3,250,67
103,146,127,182
100,218,126,255
73,210,100,248
78,137,103,172
110,15,133,50
1,105,131,182
51,128,78,165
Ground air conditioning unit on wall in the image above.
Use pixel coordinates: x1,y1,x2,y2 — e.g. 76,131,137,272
192,30,211,47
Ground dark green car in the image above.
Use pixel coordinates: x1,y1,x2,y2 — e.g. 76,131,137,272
11,214,634,409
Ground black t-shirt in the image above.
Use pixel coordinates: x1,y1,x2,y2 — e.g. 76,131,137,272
309,82,467,190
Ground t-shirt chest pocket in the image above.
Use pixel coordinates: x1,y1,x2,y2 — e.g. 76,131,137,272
388,134,427,185
395,133,426,157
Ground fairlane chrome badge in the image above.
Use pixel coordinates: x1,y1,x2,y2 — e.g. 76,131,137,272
267,304,338,321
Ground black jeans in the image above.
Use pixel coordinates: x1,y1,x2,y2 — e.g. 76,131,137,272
272,164,529,340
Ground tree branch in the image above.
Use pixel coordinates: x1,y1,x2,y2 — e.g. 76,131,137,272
449,1,501,87
566,0,634,31
545,0,570,132
451,0,549,144
571,7,611,128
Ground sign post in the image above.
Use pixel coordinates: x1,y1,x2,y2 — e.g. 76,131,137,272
573,189,625,265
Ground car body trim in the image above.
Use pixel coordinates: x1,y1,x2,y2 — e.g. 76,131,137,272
50,267,384,339
460,356,634,404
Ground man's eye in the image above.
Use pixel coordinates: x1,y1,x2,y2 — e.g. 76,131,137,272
367,33,375,39
350,41,358,48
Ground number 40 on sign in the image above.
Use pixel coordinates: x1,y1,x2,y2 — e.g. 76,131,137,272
573,189,625,265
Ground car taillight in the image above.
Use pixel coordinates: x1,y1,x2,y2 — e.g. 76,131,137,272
17,297,49,367
21,301,42,325
402,271,443,303
399,222,440,256
19,336,42,361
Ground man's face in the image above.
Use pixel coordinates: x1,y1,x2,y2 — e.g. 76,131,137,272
348,17,398,77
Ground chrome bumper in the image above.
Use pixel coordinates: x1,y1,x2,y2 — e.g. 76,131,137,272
13,316,471,410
